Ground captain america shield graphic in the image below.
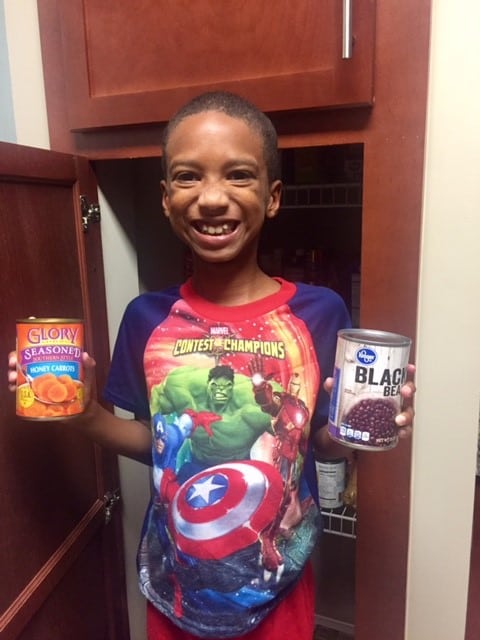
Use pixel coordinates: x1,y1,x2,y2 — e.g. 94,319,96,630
169,461,284,560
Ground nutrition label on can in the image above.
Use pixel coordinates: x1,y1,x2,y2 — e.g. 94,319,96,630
315,458,346,509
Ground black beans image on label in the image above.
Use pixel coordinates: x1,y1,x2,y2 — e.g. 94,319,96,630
342,398,397,446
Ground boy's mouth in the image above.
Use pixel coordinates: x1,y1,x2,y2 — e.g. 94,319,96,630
194,221,238,236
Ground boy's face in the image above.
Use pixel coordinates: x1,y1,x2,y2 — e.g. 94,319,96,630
161,111,281,264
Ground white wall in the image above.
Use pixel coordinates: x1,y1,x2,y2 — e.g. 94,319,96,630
2,0,48,148
405,1,480,638
0,1,15,142
96,162,151,639
3,1,480,639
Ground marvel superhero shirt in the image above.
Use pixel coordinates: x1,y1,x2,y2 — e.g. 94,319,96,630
104,278,350,638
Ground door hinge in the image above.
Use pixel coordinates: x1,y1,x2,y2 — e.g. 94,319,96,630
80,195,101,231
103,489,121,525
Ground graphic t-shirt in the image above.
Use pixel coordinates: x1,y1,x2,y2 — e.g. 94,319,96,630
104,278,350,638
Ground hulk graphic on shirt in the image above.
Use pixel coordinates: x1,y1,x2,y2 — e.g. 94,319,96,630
149,363,277,466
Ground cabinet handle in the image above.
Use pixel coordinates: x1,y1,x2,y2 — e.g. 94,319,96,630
342,0,353,59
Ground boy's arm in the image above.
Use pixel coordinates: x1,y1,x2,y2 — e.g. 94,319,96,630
314,423,353,459
8,350,153,466
68,400,152,465
66,351,153,464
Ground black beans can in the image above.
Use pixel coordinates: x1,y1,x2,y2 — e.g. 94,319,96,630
328,329,411,451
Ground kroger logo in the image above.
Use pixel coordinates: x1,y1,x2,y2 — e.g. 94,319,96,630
356,347,377,365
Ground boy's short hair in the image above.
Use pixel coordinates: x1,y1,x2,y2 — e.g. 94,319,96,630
162,91,280,182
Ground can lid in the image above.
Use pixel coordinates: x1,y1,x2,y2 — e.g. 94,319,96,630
338,328,411,347
16,317,84,323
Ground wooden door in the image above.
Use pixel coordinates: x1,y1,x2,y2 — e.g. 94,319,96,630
38,0,375,133
466,477,480,640
0,142,130,640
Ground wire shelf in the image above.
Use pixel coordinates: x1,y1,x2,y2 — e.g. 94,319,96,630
282,183,362,209
321,506,357,538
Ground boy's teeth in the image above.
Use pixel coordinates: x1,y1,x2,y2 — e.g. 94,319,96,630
200,223,233,235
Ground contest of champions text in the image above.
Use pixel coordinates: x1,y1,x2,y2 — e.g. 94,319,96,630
172,337,286,359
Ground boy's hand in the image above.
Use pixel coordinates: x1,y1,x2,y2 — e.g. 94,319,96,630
394,363,416,439
81,352,97,409
323,363,416,440
7,351,17,392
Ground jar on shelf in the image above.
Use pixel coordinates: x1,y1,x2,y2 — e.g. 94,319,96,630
315,457,347,510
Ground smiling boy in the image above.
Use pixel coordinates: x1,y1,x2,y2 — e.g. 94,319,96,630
8,91,414,639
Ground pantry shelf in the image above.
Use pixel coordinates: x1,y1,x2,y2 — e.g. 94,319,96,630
321,506,357,539
282,183,362,209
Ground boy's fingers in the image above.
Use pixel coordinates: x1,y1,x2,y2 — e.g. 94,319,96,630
398,363,416,424
82,351,96,369
395,405,414,426
406,362,416,378
323,376,334,394
81,352,97,405
8,351,17,391
397,425,413,439
8,373,17,391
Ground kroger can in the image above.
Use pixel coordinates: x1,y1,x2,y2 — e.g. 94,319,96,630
328,329,411,451
16,318,85,420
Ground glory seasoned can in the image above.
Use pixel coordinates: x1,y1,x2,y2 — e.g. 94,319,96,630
328,329,411,451
16,318,85,420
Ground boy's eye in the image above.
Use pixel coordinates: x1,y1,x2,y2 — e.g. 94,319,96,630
173,171,199,183
227,170,254,182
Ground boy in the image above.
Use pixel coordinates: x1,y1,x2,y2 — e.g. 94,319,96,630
8,91,414,639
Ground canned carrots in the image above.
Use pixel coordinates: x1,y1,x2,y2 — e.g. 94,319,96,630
16,318,85,420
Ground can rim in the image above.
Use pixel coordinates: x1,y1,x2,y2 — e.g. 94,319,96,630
16,318,84,323
338,328,411,347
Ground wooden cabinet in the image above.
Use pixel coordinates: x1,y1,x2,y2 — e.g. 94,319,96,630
40,0,375,132
36,1,433,639
0,142,129,640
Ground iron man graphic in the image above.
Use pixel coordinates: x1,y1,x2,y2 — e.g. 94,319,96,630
249,355,310,571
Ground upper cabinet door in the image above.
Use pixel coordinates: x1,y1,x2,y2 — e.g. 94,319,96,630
50,0,375,131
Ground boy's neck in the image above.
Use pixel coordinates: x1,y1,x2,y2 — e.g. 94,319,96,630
189,262,280,307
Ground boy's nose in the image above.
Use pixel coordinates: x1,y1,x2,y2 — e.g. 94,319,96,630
197,182,229,209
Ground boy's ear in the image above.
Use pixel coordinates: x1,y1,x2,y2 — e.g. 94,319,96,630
266,180,282,219
161,180,170,218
